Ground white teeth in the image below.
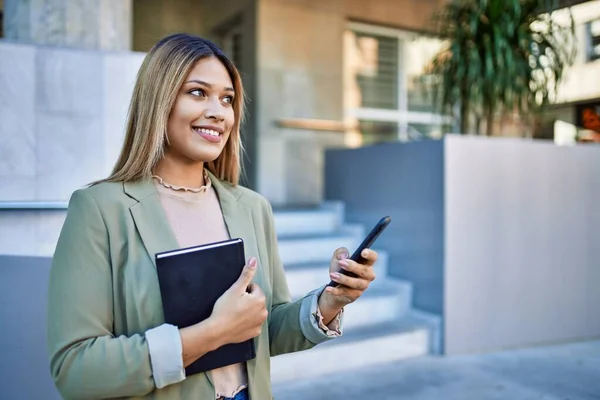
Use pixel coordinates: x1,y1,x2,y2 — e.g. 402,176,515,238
195,128,220,136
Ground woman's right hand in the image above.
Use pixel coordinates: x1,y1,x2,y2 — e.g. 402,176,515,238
180,257,267,367
210,257,268,345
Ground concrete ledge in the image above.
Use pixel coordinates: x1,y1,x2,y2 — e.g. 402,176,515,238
0,202,68,210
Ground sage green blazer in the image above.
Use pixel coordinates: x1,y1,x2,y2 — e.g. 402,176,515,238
47,171,335,399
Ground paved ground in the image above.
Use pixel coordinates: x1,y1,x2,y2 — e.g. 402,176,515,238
272,339,600,400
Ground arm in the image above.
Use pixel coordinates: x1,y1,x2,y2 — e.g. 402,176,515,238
262,201,343,357
47,190,216,399
180,319,223,368
47,190,155,399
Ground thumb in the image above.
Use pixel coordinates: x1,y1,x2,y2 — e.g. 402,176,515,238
333,247,349,261
330,247,349,271
233,257,257,292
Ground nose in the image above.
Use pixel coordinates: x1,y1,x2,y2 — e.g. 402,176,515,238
203,99,225,122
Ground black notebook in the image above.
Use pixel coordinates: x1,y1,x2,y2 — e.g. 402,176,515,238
155,238,256,376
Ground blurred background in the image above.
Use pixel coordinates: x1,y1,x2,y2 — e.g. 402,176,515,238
0,0,599,399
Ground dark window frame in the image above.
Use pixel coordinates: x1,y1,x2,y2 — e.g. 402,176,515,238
586,19,600,62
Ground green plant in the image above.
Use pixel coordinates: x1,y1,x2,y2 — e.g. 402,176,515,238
430,0,577,136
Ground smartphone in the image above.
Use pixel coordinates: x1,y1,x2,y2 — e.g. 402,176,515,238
327,216,392,288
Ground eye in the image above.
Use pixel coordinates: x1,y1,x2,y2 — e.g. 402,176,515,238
222,95,234,104
189,89,205,97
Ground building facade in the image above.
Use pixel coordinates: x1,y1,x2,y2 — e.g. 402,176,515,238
551,1,600,143
0,0,599,255
0,0,448,209
131,0,453,206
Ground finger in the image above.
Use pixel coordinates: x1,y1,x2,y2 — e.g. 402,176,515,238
339,259,376,281
333,247,349,261
330,247,349,272
360,249,378,265
232,257,257,292
330,271,370,290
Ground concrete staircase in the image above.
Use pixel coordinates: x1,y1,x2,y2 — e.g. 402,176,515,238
270,202,441,383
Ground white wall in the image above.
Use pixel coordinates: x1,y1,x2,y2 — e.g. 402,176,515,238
444,135,600,354
3,0,133,51
0,41,145,256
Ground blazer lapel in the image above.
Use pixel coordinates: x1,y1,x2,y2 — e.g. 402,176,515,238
209,175,255,258
124,180,180,266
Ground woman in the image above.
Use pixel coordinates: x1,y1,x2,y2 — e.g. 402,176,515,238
47,33,378,400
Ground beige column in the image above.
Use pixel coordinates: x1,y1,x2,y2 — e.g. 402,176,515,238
3,0,132,51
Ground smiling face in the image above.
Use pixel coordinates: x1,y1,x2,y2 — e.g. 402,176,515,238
165,56,236,165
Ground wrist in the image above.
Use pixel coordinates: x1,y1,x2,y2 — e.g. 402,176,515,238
202,316,227,350
319,289,341,308
181,317,224,358
318,291,343,324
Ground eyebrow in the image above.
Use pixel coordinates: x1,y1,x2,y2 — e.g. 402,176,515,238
185,79,235,92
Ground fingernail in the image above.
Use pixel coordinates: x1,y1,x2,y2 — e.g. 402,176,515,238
339,260,348,267
362,249,369,257
330,272,340,279
325,287,333,293
248,257,257,268
339,252,349,260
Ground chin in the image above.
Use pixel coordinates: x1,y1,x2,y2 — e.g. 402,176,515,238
190,149,224,163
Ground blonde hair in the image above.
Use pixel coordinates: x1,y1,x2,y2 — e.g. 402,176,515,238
98,33,245,186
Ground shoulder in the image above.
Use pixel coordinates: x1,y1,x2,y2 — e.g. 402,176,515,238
225,184,279,246
238,186,272,212
219,181,273,215
57,182,129,239
67,181,135,213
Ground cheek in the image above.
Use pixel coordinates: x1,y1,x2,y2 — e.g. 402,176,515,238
225,108,235,132
171,100,197,126
167,100,195,141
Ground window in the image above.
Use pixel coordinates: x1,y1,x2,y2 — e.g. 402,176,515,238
587,19,600,62
343,22,452,146
222,28,243,73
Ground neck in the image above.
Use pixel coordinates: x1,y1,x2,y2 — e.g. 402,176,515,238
153,154,206,188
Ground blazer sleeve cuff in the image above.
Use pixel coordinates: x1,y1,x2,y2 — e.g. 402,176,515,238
299,286,344,345
145,323,186,389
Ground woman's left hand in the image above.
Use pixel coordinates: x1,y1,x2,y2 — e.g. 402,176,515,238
323,247,378,308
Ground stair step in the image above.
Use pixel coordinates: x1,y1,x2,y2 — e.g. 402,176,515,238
270,311,441,383
284,249,389,298
276,223,365,241
273,209,338,237
331,279,413,329
278,235,362,265
288,278,412,323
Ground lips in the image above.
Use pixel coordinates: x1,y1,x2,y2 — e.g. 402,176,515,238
192,126,223,143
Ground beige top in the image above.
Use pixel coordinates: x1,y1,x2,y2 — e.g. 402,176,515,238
153,173,248,399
